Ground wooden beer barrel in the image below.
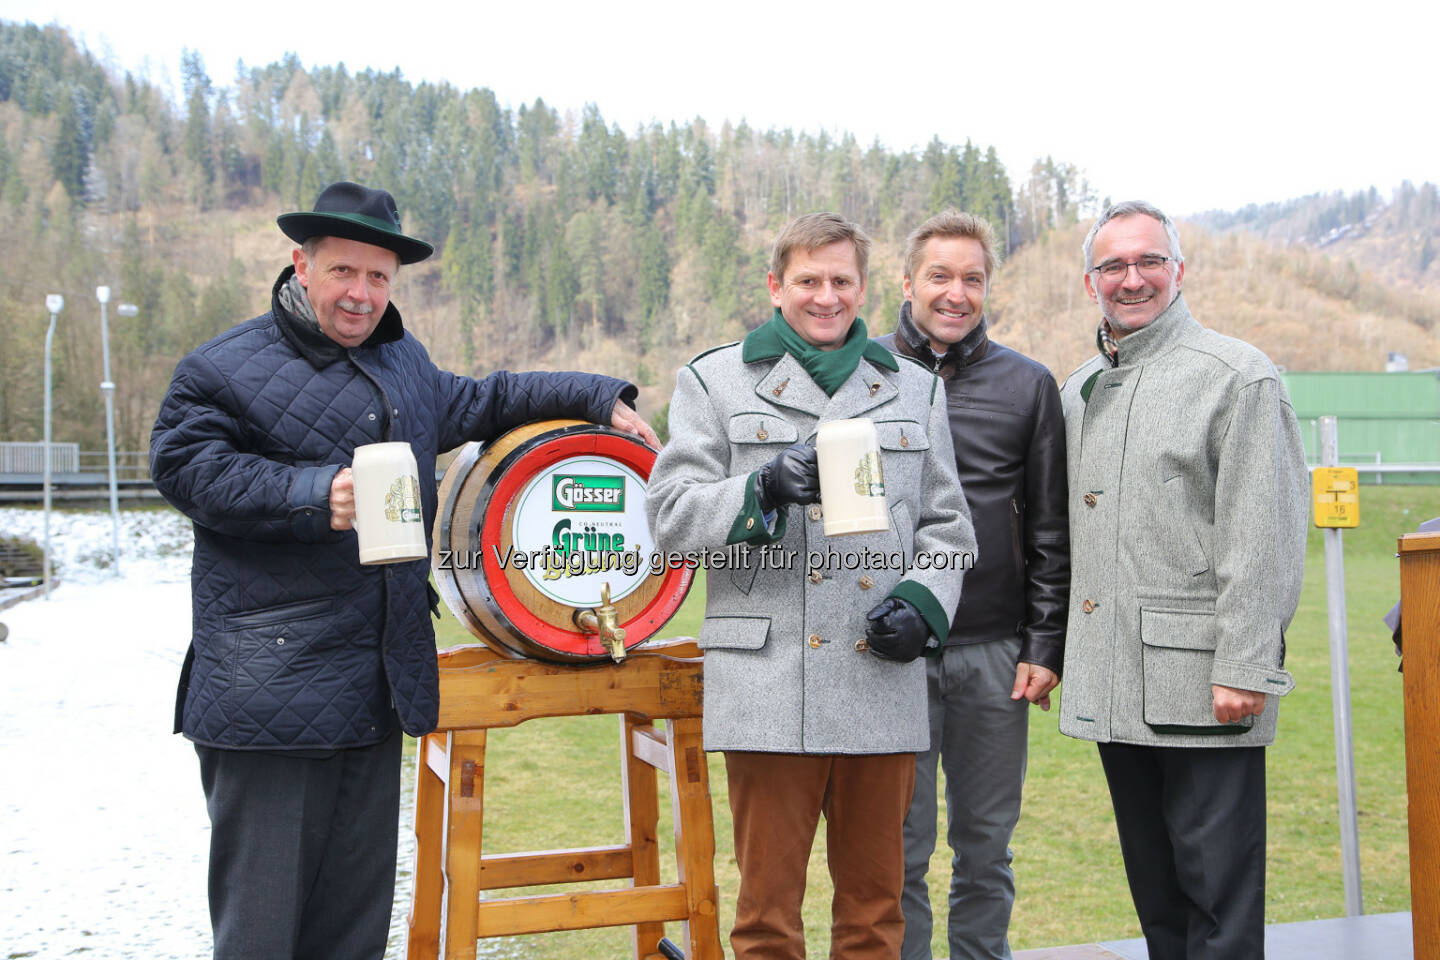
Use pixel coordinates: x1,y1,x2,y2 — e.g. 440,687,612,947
432,419,693,662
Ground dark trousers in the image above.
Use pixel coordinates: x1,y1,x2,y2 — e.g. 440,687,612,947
725,751,916,960
196,728,403,960
1098,743,1267,960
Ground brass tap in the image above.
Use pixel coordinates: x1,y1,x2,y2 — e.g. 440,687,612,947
574,582,628,661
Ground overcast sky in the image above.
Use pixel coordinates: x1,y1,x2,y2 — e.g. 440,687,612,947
8,0,1436,217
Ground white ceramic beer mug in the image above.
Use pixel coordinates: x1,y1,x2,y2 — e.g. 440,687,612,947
814,418,890,536
350,442,428,564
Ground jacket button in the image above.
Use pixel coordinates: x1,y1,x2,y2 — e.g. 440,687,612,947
757,427,769,440
859,575,874,590
869,381,881,395
1083,492,1098,507
855,639,869,652
808,570,823,585
745,517,756,530
368,412,377,421
1082,599,1096,614
392,408,399,417
808,505,822,521
276,637,286,645
808,634,822,648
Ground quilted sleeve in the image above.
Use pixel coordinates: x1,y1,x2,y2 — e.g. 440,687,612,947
434,366,637,450
150,351,343,543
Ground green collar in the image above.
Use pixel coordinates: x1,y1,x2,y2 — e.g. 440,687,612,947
742,309,897,395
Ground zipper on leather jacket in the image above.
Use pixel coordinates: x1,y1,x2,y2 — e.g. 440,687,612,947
1009,498,1025,580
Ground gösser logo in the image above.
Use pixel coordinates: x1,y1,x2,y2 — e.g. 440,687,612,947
552,474,626,512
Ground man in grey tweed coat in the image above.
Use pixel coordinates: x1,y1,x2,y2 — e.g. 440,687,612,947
1058,201,1307,959
647,213,975,959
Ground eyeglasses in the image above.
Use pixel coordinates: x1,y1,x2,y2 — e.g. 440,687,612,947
1090,255,1174,280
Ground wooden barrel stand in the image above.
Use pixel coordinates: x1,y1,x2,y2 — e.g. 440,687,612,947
405,638,721,960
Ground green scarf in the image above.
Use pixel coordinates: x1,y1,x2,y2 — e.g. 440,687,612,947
742,309,897,396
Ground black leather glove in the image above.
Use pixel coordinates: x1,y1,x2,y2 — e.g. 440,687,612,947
865,597,931,663
755,442,820,514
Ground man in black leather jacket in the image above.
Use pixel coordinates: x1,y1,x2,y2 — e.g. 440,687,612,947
875,210,1069,960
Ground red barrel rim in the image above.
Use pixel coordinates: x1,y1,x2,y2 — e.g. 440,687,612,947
475,429,693,658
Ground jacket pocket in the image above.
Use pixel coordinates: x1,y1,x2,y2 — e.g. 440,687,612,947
889,500,913,561
223,597,335,629
220,607,331,739
1140,606,1251,735
1162,476,1210,577
698,615,770,651
730,551,760,596
729,414,801,474
875,419,929,452
727,414,800,446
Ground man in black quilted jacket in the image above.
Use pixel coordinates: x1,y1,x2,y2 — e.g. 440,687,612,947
151,181,657,960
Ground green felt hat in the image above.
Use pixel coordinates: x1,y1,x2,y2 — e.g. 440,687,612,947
277,181,434,264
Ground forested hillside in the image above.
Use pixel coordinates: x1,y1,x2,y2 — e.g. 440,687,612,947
1,19,1436,460
1,21,1102,452
1192,183,1440,291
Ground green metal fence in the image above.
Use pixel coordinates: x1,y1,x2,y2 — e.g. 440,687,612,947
1284,372,1440,484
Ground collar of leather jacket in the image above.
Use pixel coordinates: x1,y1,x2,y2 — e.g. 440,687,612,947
892,300,990,379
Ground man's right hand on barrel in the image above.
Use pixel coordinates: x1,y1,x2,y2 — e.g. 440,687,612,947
755,442,820,514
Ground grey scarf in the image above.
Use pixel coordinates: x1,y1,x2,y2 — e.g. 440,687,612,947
277,273,323,337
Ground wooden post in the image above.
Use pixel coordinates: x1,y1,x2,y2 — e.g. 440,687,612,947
1402,531,1440,960
623,713,665,959
406,733,448,959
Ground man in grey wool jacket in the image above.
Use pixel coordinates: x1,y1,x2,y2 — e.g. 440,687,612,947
647,212,975,959
1058,200,1308,959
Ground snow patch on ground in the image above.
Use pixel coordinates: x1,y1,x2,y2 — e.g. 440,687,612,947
0,508,433,959
1,504,194,586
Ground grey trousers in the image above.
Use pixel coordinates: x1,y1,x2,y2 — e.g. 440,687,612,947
901,638,1029,960
196,727,403,960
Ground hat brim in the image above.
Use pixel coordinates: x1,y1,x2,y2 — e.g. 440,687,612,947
277,211,434,265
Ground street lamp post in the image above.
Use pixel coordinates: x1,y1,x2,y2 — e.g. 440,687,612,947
96,288,137,577
43,293,64,600
96,285,120,576
107,301,139,574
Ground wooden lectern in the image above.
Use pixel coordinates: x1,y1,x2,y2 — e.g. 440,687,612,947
1403,531,1440,960
405,638,722,960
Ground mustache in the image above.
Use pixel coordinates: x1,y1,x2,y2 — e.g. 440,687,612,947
336,298,374,315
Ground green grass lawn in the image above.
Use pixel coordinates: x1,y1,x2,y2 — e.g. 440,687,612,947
415,484,1438,958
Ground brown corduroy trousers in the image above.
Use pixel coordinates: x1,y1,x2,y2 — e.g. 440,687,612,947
724,751,916,960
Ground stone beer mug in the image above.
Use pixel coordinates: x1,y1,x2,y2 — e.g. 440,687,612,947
350,442,428,564
814,418,890,537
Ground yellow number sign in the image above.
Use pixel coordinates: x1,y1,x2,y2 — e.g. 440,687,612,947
1313,467,1360,528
